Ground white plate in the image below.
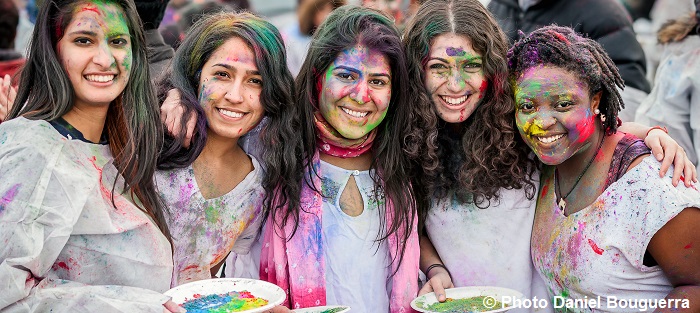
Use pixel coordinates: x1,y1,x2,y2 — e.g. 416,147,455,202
292,305,351,313
165,278,286,313
411,286,524,313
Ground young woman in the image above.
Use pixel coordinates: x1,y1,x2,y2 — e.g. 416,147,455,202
154,11,301,287
404,0,698,309
509,25,699,310
0,0,179,311
259,5,420,312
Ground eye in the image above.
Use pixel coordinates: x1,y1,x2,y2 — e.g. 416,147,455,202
248,77,263,85
517,101,535,112
463,62,482,73
110,37,129,47
214,71,230,79
74,37,92,45
429,63,448,70
556,100,574,109
369,78,389,86
336,72,356,81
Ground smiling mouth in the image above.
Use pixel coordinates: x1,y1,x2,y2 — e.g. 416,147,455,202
440,94,470,107
536,134,564,144
218,108,245,118
341,107,369,118
85,74,116,83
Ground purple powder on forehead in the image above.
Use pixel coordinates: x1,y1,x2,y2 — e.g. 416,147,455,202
446,47,466,57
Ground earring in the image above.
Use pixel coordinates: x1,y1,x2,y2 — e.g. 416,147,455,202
594,109,600,115
600,114,607,122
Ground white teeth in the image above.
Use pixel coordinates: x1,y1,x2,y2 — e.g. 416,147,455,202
441,95,468,105
341,107,369,118
219,108,244,118
85,75,115,82
537,134,564,143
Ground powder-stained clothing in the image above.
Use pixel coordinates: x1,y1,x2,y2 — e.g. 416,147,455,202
636,35,700,166
0,117,173,312
532,156,700,311
426,180,553,313
156,157,264,286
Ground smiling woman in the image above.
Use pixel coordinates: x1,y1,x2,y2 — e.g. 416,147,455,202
0,0,176,311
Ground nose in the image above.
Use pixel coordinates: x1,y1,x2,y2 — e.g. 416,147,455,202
446,69,467,93
350,80,371,105
224,81,244,103
92,42,116,68
534,111,557,130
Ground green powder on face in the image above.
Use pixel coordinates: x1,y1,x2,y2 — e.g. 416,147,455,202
420,297,508,313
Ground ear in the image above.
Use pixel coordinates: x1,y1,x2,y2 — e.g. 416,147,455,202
590,91,602,113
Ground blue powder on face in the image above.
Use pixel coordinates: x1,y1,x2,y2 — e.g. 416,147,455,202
446,47,466,57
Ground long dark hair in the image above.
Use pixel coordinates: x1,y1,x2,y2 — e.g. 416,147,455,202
403,0,537,223
9,0,170,240
156,11,302,221
287,5,416,270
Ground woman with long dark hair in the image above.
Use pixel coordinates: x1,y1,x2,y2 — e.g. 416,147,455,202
0,0,178,311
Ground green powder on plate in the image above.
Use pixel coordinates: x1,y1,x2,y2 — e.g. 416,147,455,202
421,296,508,313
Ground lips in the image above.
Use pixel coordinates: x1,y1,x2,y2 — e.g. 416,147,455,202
218,108,245,118
439,93,473,108
341,107,369,118
536,133,564,144
84,74,116,82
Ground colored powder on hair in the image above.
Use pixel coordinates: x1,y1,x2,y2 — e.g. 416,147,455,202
419,296,508,313
180,290,268,312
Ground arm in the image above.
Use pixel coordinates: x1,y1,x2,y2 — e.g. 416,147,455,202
419,234,454,302
619,122,698,186
0,74,17,122
647,207,700,313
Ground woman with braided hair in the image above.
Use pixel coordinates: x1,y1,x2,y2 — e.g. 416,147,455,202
509,25,700,309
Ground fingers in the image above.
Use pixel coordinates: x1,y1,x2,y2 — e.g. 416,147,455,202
418,281,434,296
430,276,447,302
184,112,196,149
657,141,674,178
163,300,185,313
671,147,685,186
0,75,11,121
161,89,183,137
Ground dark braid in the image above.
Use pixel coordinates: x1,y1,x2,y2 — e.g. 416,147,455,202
507,26,625,134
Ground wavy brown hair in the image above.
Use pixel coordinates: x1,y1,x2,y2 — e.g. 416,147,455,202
403,0,537,223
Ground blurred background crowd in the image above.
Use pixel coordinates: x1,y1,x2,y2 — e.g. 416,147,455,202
1,0,699,165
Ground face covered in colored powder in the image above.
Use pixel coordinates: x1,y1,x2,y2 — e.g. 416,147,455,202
424,33,487,124
57,1,132,110
198,37,265,140
318,44,392,139
514,64,601,165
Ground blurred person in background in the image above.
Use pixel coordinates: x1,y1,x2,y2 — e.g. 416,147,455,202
636,0,700,166
135,0,175,78
283,0,344,76
0,0,24,85
487,0,651,123
160,0,237,49
362,0,408,27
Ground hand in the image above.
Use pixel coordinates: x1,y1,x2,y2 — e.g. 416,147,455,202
644,128,698,187
163,299,185,313
160,88,196,148
0,74,17,122
418,267,454,303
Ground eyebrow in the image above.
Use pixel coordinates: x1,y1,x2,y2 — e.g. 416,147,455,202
334,65,391,79
427,56,483,63
213,63,260,75
67,30,129,38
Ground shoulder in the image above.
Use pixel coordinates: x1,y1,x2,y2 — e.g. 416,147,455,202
0,118,66,160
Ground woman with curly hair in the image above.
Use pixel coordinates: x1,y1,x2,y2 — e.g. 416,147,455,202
509,25,700,309
259,5,419,312
154,11,302,287
404,0,697,307
0,0,179,311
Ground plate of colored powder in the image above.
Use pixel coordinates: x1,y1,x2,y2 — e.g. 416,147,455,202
291,305,351,313
411,286,524,313
165,278,285,312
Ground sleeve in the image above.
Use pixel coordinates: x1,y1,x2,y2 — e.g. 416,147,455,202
0,131,169,312
607,157,700,271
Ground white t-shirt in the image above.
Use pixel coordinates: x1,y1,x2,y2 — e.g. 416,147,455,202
425,171,552,313
532,156,700,312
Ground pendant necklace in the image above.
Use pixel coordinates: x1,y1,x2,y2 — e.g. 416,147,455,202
555,135,605,213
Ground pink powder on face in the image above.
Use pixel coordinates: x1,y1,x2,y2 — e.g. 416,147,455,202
478,80,488,98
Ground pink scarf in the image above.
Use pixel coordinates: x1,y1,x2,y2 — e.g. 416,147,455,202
313,111,376,158
259,153,419,312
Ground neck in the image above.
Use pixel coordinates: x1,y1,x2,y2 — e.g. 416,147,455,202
556,127,605,180
62,106,108,143
319,150,373,171
198,129,242,161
